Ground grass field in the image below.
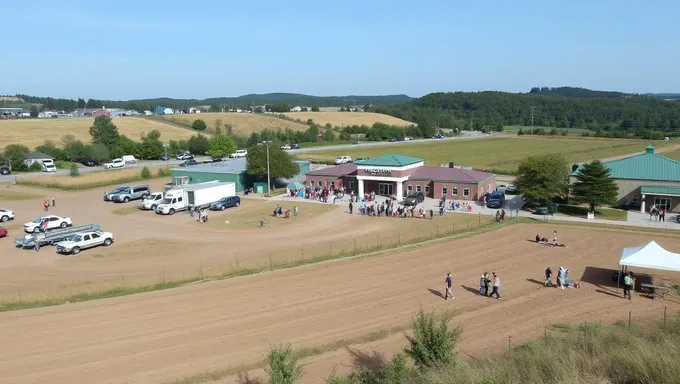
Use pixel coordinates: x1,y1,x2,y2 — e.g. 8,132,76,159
151,112,309,136
283,111,414,127
17,167,170,190
0,117,199,151
206,202,336,230
556,204,628,221
298,137,674,173
0,189,44,200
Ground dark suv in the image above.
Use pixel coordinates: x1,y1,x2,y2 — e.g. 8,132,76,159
0,167,10,175
403,192,425,206
486,192,505,209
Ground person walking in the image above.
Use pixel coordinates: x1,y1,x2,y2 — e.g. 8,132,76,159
623,272,633,300
43,200,49,212
33,233,40,252
489,273,501,299
349,200,353,214
659,207,666,222
479,272,489,295
294,206,299,217
51,196,56,207
545,266,553,287
445,273,454,300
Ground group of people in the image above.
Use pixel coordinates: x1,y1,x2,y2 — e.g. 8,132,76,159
272,204,298,219
649,204,667,222
478,272,502,299
495,209,507,222
349,198,434,219
188,206,209,223
43,197,55,212
289,185,345,204
545,266,580,289
535,230,567,247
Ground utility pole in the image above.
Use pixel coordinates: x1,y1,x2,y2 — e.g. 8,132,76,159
530,106,535,135
266,143,271,196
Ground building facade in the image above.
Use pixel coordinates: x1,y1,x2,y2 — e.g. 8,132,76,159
305,154,496,200
570,145,680,213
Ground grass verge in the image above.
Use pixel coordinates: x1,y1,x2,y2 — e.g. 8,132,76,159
0,215,504,312
16,167,171,190
556,204,628,221
167,323,414,384
0,189,44,200
111,206,144,216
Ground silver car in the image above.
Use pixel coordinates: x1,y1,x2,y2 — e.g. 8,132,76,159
112,185,150,203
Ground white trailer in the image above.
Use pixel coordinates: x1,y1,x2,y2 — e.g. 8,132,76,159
155,181,235,215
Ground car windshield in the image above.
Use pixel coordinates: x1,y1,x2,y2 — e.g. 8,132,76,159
31,217,43,223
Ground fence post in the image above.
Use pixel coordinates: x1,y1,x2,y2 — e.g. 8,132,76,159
329,242,332,254
468,218,470,229
301,247,304,259
354,238,357,253
628,310,632,330
436,225,439,237
377,234,380,247
508,336,512,351
398,232,401,246
478,213,481,228
452,220,455,233
417,228,420,240
664,306,667,326
269,254,273,269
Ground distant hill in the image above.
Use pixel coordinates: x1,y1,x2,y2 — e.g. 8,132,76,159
528,86,634,99
13,93,414,112
644,93,680,100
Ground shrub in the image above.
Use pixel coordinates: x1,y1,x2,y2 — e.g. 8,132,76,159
405,309,461,370
140,166,152,179
28,162,42,172
517,129,524,136
69,163,80,177
266,344,303,384
157,167,171,177
191,119,207,131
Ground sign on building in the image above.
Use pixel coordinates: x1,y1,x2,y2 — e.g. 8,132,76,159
365,168,392,176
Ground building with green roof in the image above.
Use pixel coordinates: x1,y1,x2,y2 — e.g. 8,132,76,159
570,145,680,213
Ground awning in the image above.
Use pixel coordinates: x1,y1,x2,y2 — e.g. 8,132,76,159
640,185,680,197
619,241,680,272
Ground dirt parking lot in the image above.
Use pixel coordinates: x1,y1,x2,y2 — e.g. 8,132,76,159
0,222,679,384
0,183,490,301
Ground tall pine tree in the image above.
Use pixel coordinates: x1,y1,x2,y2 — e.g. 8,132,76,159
570,160,619,212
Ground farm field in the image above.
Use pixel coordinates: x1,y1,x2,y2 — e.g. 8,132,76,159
298,137,677,173
284,111,414,127
16,167,169,189
0,183,492,302
152,112,309,136
0,117,198,151
0,224,679,384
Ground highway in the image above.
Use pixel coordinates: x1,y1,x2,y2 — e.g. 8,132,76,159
0,131,496,183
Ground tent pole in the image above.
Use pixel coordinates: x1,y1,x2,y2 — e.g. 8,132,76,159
616,265,620,292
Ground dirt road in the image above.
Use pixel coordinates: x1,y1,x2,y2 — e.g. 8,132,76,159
1,225,678,384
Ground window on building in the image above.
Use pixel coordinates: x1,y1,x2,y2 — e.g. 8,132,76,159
452,187,458,196
463,188,469,196
442,187,448,196
407,185,413,192
416,185,422,192
425,185,430,193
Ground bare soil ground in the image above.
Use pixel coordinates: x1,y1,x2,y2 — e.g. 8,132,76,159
0,183,491,301
1,221,679,384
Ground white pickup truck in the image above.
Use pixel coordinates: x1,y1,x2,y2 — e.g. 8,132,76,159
55,230,114,255
24,215,72,233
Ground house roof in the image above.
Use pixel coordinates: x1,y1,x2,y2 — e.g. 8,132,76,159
640,185,680,196
410,166,495,183
306,163,358,177
171,158,247,174
24,151,53,160
358,154,423,167
570,145,680,182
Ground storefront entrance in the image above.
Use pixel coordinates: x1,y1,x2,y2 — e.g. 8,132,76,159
379,182,393,196
654,197,671,211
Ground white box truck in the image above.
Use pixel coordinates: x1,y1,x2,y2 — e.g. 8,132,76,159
155,181,236,215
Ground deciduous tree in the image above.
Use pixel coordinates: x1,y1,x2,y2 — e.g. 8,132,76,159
515,154,569,204
246,145,298,184
89,116,120,149
208,134,236,159
191,119,207,131
570,160,619,212
187,134,210,155
2,144,30,171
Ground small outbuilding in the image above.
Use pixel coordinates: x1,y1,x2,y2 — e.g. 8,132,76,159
24,152,53,167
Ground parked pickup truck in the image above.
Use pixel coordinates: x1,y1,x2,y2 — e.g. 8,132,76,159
55,230,114,255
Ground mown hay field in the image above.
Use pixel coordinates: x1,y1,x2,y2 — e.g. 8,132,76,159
154,113,309,136
0,117,198,151
284,111,414,127
299,137,674,173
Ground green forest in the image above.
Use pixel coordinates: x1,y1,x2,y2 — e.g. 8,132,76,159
371,87,680,134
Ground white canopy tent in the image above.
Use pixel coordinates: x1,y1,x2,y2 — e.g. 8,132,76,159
619,241,680,272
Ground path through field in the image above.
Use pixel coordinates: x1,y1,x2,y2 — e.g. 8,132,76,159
1,225,679,384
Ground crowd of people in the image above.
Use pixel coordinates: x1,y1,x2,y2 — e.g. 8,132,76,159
271,204,298,219
287,185,345,204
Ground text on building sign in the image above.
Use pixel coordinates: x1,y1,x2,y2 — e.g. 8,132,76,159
365,168,392,176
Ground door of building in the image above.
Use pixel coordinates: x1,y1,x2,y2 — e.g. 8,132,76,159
379,182,393,196
654,197,671,211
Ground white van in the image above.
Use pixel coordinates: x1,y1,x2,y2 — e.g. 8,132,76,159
122,155,137,164
42,159,57,172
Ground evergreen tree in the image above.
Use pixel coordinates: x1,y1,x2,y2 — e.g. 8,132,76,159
570,160,619,212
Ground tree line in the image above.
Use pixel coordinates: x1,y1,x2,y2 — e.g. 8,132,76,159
371,90,680,135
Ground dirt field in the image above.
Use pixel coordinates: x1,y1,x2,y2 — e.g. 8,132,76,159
0,117,198,151
283,111,414,127
0,183,492,302
154,112,309,136
1,222,679,384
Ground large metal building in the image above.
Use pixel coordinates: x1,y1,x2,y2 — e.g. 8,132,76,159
170,158,310,193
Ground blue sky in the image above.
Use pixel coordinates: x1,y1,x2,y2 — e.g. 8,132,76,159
2,0,679,100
